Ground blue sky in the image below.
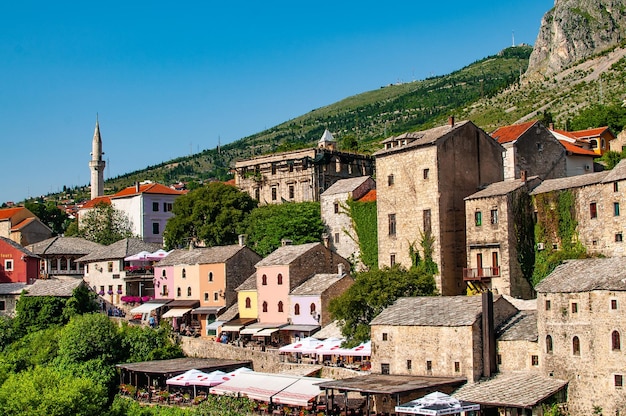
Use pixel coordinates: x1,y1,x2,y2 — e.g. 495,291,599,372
0,1,553,204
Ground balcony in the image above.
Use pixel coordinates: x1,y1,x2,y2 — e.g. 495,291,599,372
124,265,153,275
463,266,500,281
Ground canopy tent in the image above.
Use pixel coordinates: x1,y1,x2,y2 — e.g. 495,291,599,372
166,369,211,387
130,301,169,315
339,341,371,357
311,337,344,355
147,249,171,261
224,367,254,377
271,377,332,407
194,370,231,387
395,391,480,415
210,371,299,402
124,251,152,262
162,308,192,318
279,337,323,354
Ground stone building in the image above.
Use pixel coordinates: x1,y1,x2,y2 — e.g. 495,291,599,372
464,177,540,299
374,118,504,295
320,176,375,270
28,236,103,279
0,282,28,317
491,120,567,181
535,257,626,414
234,129,374,205
0,207,52,246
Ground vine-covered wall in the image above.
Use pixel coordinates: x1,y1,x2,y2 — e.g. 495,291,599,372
346,199,378,269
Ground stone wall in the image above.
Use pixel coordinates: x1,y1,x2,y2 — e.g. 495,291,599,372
497,339,540,373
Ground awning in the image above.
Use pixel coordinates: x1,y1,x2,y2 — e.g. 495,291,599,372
130,301,169,315
211,372,300,403
221,324,245,332
253,328,280,337
280,324,320,332
272,377,331,407
240,327,263,335
206,321,225,331
162,308,192,318
192,307,222,315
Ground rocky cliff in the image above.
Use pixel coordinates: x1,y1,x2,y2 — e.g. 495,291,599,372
526,0,626,78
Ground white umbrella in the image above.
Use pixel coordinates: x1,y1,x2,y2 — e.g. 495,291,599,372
194,370,231,387
338,341,371,357
395,391,480,415
124,251,151,262
166,369,212,397
279,337,322,353
147,249,171,261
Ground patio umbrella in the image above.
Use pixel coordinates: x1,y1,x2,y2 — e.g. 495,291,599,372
338,341,371,357
124,251,151,262
395,391,480,415
194,370,231,387
147,249,171,261
279,337,322,353
224,367,254,377
166,369,212,397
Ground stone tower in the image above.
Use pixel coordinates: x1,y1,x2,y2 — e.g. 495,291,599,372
89,117,106,199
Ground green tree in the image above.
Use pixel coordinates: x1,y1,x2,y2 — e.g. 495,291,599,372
76,202,135,245
25,201,70,235
329,265,437,346
570,102,626,133
164,182,257,249
0,316,15,351
0,326,61,373
118,323,183,363
243,202,324,256
13,295,67,337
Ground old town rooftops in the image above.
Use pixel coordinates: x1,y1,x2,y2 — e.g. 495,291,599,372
536,257,626,293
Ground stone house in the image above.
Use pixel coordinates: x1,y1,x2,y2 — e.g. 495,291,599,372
27,236,103,279
610,129,626,153
0,207,52,246
0,282,28,317
369,294,518,382
374,118,504,295
491,120,567,181
464,177,540,299
495,309,540,373
234,129,374,205
535,257,626,415
0,236,40,284
320,176,375,271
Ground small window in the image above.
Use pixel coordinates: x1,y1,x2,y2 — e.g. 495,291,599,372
245,297,251,308
152,202,159,211
204,292,209,301
426,361,432,371
163,202,173,212
271,164,277,175
616,233,623,243
177,287,181,297
277,273,283,285
423,168,429,179
214,292,218,301
616,374,624,388
334,202,339,214
406,360,412,370
162,270,166,278
187,287,192,296
497,354,502,365
294,303,300,315
545,300,551,311
254,188,260,200
388,214,397,236
0,301,5,311
271,187,277,201
454,361,460,372
334,233,339,244
615,202,621,216
4,260,13,271
162,285,168,296
208,272,213,282
262,301,268,312
390,254,396,266
614,182,619,192
590,202,598,219
475,211,482,226
182,269,186,278
381,363,390,375
262,274,267,285
288,185,294,199
571,302,578,314
152,222,160,235
613,331,621,351
277,301,283,313
108,262,113,273
387,174,394,186
531,355,539,366
573,336,581,356
612,299,618,310
423,209,431,234
382,333,388,341
546,335,553,353
490,209,498,224
310,303,316,314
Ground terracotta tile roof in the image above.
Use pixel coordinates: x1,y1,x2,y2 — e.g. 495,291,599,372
454,372,567,408
223,179,236,186
10,217,38,231
111,183,184,198
490,120,537,144
551,128,577,140
81,196,111,209
536,257,626,293
356,189,376,202
0,207,27,220
570,126,612,139
559,140,597,156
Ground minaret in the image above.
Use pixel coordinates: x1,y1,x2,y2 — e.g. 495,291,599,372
89,117,106,199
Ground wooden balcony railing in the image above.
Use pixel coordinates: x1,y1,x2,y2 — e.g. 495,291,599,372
463,266,500,281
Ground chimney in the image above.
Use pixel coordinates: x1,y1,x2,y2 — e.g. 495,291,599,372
549,122,554,131
281,238,293,246
238,234,246,247
520,170,527,183
322,233,330,248
188,240,195,251
135,182,140,193
448,116,455,127
337,263,345,276
482,290,497,378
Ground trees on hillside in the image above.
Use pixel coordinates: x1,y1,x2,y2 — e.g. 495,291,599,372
66,202,134,245
25,201,69,235
163,182,258,249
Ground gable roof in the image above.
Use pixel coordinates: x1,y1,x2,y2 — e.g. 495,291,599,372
559,139,597,156
111,182,184,199
10,217,40,231
255,242,322,267
496,310,537,342
236,273,257,291
0,282,29,295
77,238,161,262
290,273,345,296
0,207,28,221
530,171,608,195
24,278,85,297
536,257,626,293
370,296,487,327
157,245,254,267
322,176,372,196
465,177,539,200
602,158,626,183
0,236,40,258
490,120,538,144
28,236,104,256
357,189,376,202
570,126,615,140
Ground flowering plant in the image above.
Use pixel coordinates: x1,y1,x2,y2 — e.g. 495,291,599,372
117,289,123,294
98,290,105,296
107,290,114,295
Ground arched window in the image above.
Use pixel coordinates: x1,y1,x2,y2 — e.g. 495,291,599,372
262,301,268,313
277,273,283,285
278,301,284,313
546,335,553,353
187,287,192,296
208,272,213,282
182,268,186,278
294,303,300,315
177,287,181,297
245,297,251,309
612,331,621,351
310,303,316,314
572,336,581,356
262,274,267,285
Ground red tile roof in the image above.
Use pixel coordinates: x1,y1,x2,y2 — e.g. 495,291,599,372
558,140,598,157
223,179,236,187
570,127,611,139
81,196,111,209
356,189,376,203
491,120,537,144
551,129,577,140
10,217,37,231
111,183,184,198
0,207,27,221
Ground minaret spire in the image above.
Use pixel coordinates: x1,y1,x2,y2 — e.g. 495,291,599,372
89,116,106,199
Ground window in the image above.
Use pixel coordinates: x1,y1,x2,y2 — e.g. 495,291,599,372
4,260,12,271
100,285,105,294
310,303,316,314
571,302,578,314
177,287,181,297
615,202,621,216
497,354,502,365
388,214,397,236
262,274,267,285
612,299,618,310
613,331,621,351
187,287,192,296
204,292,209,301
214,292,219,301
614,182,620,192
590,202,598,219
152,222,160,234
390,254,396,266
490,209,498,224
492,252,499,275
381,363,390,375
423,168,429,179
117,284,122,293
334,232,340,244
475,211,482,226
0,301,5,311
254,188,260,200
162,270,166,278
162,285,168,296
531,355,539,366
546,335,553,353
163,202,173,212
423,209,431,234
406,360,412,370
616,233,623,243
289,185,294,199
208,272,213,282
245,297,251,308
278,301,284,313
152,202,159,211
426,361,432,371
271,187,277,201
454,362,460,372
387,174,394,186
334,202,339,214
108,262,113,272
294,303,300,315
182,269,186,278
277,273,283,285
271,164,276,175
573,336,581,356
289,163,294,173
382,333,388,341
616,374,623,388
262,301,268,313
